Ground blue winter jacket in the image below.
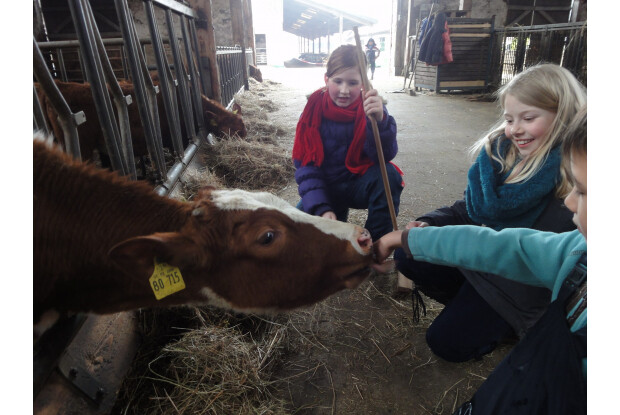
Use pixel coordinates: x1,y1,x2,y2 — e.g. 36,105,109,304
402,226,587,379
294,107,397,216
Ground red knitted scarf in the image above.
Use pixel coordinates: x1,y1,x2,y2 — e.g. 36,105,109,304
292,88,373,175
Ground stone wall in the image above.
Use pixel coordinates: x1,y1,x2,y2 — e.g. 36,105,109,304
211,0,234,46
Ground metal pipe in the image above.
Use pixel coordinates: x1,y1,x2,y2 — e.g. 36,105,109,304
56,48,68,82
144,0,184,159
84,0,137,180
114,0,166,182
68,0,127,174
181,16,207,141
189,19,211,98
154,141,199,196
33,85,50,134
165,9,197,145
33,38,83,160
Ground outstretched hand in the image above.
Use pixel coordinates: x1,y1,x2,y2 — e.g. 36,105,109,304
406,220,429,229
363,89,384,122
372,230,403,270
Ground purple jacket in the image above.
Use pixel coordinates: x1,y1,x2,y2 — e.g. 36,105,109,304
294,106,397,216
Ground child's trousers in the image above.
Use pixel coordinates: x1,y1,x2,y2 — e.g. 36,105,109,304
394,248,515,362
296,163,403,241
327,163,403,240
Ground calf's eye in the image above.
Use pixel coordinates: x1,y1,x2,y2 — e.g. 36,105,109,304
258,231,275,245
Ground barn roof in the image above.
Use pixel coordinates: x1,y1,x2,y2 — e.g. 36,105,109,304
283,0,377,40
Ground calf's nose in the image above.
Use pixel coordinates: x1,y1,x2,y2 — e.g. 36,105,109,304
356,228,373,253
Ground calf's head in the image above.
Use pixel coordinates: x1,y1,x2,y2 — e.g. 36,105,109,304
203,97,247,138
109,188,373,313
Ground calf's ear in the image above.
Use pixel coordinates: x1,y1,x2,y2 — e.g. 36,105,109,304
232,102,242,115
109,232,203,278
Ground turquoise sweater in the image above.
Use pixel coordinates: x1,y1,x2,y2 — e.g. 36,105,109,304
403,226,587,377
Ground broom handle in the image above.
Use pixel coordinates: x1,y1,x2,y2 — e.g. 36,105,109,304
353,27,398,231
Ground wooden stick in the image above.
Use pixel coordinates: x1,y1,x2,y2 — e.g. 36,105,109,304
353,27,398,231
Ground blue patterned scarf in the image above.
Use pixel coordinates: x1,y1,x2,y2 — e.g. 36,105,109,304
465,139,562,230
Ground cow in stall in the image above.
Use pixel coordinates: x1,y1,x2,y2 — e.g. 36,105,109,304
35,79,246,167
34,133,374,335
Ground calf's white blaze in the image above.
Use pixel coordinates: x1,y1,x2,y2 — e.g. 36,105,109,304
210,189,367,255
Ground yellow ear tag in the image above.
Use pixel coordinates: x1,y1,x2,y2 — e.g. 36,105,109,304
149,259,186,300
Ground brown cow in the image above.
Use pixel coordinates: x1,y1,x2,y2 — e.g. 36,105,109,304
249,64,263,82
36,79,246,164
34,133,373,334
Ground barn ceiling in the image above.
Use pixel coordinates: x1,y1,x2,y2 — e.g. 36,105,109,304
283,0,376,40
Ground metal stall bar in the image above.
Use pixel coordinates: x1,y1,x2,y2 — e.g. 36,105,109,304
188,18,211,98
33,85,50,134
131,17,168,178
84,0,137,180
165,9,197,145
181,16,208,141
144,0,184,159
67,0,128,175
114,0,167,182
56,48,69,82
33,38,84,160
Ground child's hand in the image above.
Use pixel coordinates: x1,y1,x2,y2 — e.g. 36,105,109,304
322,211,337,220
363,89,384,122
372,230,403,267
406,220,429,229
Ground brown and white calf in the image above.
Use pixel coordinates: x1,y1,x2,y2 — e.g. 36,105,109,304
34,134,373,330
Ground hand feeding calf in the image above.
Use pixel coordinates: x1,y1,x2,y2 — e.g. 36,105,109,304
34,133,373,334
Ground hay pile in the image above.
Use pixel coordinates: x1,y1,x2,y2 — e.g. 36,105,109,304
200,138,293,192
192,77,294,192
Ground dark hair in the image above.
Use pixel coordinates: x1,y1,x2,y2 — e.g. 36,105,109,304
562,104,587,161
325,44,359,78
366,38,376,46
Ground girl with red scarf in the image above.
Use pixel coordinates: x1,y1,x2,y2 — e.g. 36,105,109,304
292,45,402,240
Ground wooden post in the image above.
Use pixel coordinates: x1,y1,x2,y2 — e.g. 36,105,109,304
244,0,256,65
187,0,221,102
354,27,411,291
230,0,249,90
353,27,398,231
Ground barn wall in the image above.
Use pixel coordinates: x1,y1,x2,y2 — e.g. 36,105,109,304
127,0,185,69
470,0,508,25
212,0,234,46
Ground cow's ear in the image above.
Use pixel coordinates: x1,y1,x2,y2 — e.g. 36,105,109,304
109,232,202,278
232,102,242,115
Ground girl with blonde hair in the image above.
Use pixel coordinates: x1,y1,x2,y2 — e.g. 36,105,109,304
394,63,586,363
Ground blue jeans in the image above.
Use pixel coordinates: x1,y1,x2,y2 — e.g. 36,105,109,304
395,248,515,362
298,164,403,240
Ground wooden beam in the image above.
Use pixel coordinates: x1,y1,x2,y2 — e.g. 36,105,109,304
448,24,491,29
187,0,221,102
439,80,485,87
244,0,256,65
450,33,491,38
230,0,249,91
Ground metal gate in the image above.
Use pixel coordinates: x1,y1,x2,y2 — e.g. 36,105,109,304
489,21,587,88
217,45,253,109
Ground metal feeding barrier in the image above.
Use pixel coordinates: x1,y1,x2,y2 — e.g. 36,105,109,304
34,0,215,194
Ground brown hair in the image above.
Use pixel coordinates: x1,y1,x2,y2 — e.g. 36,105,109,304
562,104,587,162
325,44,360,78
